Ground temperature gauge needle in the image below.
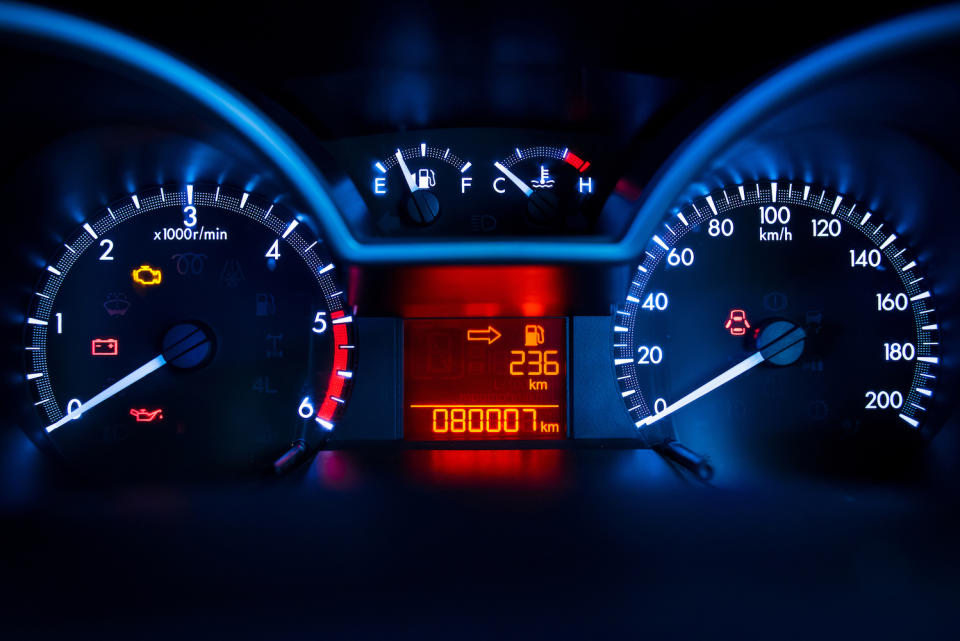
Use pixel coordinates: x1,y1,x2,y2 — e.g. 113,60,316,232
46,354,167,432
395,149,419,193
494,162,534,197
638,324,806,427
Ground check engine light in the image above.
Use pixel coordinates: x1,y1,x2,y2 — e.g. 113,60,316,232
132,264,162,286
404,318,567,441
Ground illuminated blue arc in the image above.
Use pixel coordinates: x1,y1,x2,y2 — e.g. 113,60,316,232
0,1,359,258
626,3,960,260
2,2,960,264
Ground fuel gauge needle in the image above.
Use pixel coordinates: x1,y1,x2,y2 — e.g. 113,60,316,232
395,149,420,193
494,161,533,197
46,354,167,433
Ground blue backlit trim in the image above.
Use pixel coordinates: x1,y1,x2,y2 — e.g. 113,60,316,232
2,2,960,264
623,3,960,262
0,1,357,256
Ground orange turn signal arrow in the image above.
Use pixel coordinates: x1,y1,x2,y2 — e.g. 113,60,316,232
466,325,501,345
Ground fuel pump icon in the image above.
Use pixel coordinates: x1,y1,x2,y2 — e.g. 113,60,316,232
416,169,436,190
524,324,545,347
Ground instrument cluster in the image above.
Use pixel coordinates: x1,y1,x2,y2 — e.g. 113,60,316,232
2,3,959,486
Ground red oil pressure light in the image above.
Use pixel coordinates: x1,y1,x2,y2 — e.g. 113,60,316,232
129,408,164,423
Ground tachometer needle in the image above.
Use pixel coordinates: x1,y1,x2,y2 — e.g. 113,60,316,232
638,324,806,428
46,354,167,433
494,161,534,197
395,149,420,193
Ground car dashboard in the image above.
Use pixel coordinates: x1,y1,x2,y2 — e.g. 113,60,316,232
2,1,960,636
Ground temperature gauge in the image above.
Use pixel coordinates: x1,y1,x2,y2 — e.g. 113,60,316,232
492,146,596,227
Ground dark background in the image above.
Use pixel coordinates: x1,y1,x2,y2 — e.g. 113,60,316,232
2,1,959,638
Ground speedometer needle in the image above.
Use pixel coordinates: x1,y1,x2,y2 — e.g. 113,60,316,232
395,149,420,193
494,161,534,197
46,354,167,433
637,352,764,428
638,324,806,428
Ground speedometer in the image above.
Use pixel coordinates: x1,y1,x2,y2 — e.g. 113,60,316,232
613,181,939,463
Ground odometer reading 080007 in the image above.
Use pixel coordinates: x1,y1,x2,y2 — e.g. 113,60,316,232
405,318,567,441
614,181,939,446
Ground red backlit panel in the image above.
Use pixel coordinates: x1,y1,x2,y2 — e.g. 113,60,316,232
387,266,569,318
404,318,567,441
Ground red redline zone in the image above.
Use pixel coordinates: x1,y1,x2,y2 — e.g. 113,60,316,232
317,310,351,422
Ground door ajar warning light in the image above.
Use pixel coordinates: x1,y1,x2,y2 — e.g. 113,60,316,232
725,309,751,336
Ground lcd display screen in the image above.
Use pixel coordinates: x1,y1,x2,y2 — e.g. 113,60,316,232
404,318,567,441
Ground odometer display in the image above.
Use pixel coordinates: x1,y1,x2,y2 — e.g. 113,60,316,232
614,182,939,454
404,318,567,441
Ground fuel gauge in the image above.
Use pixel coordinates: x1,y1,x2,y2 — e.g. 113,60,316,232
372,143,474,226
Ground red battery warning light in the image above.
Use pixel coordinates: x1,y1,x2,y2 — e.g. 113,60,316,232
724,310,751,336
91,338,119,356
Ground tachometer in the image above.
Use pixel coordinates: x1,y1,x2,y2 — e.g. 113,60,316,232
23,185,355,477
613,182,939,464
